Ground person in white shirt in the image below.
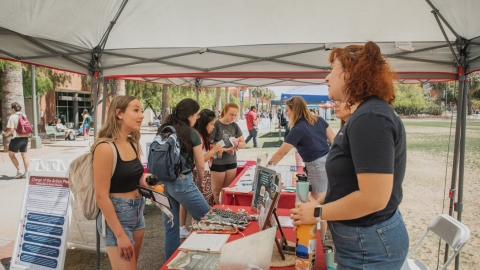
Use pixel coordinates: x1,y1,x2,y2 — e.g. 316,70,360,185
55,118,71,138
2,102,30,179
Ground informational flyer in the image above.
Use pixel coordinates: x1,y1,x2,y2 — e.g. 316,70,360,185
12,175,70,270
251,166,277,212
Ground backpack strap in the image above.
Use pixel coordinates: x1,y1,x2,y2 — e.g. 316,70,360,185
96,141,117,238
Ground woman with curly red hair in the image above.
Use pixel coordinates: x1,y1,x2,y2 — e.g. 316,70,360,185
291,41,409,269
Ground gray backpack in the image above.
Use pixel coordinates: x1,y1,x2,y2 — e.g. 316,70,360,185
68,141,116,219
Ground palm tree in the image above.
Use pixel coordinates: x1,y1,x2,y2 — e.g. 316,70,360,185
1,62,23,151
215,87,222,114
225,87,230,104
239,87,246,120
247,87,253,109
113,79,126,96
161,84,170,123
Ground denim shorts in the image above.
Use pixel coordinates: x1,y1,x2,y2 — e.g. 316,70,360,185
303,155,328,193
328,210,409,270
96,196,145,247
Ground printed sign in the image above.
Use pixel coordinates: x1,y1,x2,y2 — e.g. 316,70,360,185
11,160,70,270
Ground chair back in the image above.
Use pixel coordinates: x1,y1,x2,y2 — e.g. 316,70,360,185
428,214,470,251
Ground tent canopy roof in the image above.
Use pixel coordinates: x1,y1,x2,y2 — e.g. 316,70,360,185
1,0,480,87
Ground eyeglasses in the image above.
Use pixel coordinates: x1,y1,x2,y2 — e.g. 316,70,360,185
331,100,342,106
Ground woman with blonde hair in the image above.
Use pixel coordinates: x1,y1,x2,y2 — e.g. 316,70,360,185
292,41,408,269
267,96,334,241
93,96,153,269
210,103,246,204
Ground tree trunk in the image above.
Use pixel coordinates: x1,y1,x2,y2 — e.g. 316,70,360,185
467,92,472,115
225,87,230,104
248,88,252,109
113,79,126,96
161,85,170,124
215,87,222,115
239,87,245,120
2,62,24,151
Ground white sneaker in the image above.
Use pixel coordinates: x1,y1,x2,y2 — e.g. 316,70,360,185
14,171,24,179
179,226,190,239
20,172,28,179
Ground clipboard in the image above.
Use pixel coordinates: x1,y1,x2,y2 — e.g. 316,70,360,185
137,186,172,208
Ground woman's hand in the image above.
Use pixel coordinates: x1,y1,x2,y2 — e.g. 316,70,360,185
212,143,223,152
116,234,134,261
290,194,320,226
224,147,235,155
139,173,154,188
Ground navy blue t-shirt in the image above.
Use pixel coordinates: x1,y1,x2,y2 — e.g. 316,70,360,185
325,96,406,227
284,117,330,162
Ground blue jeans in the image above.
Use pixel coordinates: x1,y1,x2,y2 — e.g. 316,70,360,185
245,129,258,147
328,210,409,270
159,173,211,259
96,196,145,247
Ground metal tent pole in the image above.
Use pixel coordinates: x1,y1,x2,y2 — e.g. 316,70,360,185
455,67,469,270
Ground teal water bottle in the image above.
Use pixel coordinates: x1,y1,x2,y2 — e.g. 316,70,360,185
295,174,316,270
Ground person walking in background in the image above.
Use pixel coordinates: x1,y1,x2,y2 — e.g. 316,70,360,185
156,98,211,259
81,109,92,140
210,103,246,204
244,106,259,148
2,102,30,179
291,41,409,269
267,96,335,241
92,96,154,270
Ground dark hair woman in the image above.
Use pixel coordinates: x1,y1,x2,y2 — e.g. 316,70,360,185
291,41,408,270
178,109,223,238
156,98,211,259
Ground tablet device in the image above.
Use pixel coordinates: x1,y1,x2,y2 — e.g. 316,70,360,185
137,186,172,208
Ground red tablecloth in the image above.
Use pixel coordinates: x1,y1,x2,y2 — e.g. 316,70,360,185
222,164,304,209
160,205,326,270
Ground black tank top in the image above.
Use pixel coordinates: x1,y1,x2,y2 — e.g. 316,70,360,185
109,142,144,193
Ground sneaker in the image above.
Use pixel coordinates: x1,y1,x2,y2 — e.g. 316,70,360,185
14,171,23,179
179,226,190,239
253,146,259,148
20,172,28,179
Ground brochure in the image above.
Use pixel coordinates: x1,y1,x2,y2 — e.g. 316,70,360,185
167,251,220,270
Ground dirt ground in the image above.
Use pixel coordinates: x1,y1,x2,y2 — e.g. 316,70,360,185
59,119,480,269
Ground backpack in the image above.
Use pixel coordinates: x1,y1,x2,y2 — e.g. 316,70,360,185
148,126,189,182
85,115,92,125
16,113,33,135
67,131,75,141
280,112,287,127
68,141,117,220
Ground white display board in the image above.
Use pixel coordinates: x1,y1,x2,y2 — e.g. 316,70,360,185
11,159,70,270
10,158,104,270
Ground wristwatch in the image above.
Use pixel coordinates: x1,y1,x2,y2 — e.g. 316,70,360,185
314,205,322,222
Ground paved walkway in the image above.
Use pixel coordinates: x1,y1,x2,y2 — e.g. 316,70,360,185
0,119,257,269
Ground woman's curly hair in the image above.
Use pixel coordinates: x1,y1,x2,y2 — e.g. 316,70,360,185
328,41,397,107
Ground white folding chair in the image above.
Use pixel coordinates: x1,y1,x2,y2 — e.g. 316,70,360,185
401,214,470,270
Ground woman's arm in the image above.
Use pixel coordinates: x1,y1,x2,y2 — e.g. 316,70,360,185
193,144,205,187
291,173,393,225
267,142,294,166
203,143,222,162
326,126,335,145
236,135,246,149
93,143,133,261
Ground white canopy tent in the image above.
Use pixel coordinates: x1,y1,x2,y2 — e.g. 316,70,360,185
1,1,479,268
0,0,479,87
